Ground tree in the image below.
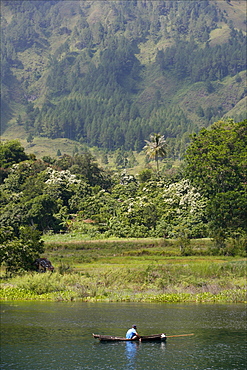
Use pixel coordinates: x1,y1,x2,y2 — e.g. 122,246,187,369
143,133,167,172
0,140,29,169
26,194,60,232
185,119,247,197
0,226,44,274
27,133,34,143
185,119,247,241
207,191,247,235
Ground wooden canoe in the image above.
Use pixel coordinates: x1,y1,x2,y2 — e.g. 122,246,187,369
93,333,166,342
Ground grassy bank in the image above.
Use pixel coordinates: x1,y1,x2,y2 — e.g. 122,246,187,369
1,239,246,303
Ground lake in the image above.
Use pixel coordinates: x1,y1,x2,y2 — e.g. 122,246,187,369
1,301,246,369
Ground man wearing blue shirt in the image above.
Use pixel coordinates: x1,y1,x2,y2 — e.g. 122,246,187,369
126,325,140,340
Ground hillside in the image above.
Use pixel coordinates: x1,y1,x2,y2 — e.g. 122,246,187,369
1,0,246,158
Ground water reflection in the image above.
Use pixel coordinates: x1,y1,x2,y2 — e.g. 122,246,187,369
160,341,166,351
125,341,139,362
125,340,167,370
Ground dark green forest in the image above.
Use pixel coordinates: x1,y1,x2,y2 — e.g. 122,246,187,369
1,0,246,157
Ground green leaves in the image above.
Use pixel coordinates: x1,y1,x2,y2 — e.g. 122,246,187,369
0,140,29,170
1,122,246,251
0,226,44,274
185,119,247,197
143,133,167,172
207,191,247,234
185,119,247,242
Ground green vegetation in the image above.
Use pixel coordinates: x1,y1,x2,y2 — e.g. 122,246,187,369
1,240,246,303
1,2,246,305
1,120,246,272
1,119,246,302
144,133,167,172
0,226,44,274
1,119,246,243
185,119,247,243
1,1,246,157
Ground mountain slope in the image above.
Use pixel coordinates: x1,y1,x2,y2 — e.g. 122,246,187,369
1,0,246,157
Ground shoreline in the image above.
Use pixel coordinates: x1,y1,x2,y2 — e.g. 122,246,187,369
1,285,246,303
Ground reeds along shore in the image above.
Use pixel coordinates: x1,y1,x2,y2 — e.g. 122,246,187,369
1,239,246,303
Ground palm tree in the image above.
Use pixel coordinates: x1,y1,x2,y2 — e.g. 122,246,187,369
143,133,167,172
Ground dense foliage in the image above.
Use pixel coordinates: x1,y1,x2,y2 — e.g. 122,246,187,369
159,29,246,82
185,119,247,244
0,120,246,272
1,1,246,155
0,226,44,274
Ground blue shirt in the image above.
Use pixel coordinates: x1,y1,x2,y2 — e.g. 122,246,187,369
126,328,137,339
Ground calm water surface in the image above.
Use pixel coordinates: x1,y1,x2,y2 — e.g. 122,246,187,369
1,301,246,369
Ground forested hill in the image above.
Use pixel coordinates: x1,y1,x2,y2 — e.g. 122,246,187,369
1,0,246,156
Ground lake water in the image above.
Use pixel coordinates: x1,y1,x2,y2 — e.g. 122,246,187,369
1,301,246,370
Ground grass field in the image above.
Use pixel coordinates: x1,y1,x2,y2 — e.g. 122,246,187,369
1,238,246,303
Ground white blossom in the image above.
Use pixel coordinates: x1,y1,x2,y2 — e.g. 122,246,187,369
45,168,81,185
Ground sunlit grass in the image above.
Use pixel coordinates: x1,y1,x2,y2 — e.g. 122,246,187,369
1,252,246,303
1,238,245,303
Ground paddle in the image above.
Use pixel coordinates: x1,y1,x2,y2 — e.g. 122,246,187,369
166,333,194,338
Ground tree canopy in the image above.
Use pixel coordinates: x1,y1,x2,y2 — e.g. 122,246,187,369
185,119,247,239
185,119,247,197
0,123,246,274
0,226,44,274
0,140,30,168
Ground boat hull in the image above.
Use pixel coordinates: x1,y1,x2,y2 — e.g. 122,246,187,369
93,333,166,342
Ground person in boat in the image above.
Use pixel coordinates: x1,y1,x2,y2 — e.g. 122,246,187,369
126,325,140,340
